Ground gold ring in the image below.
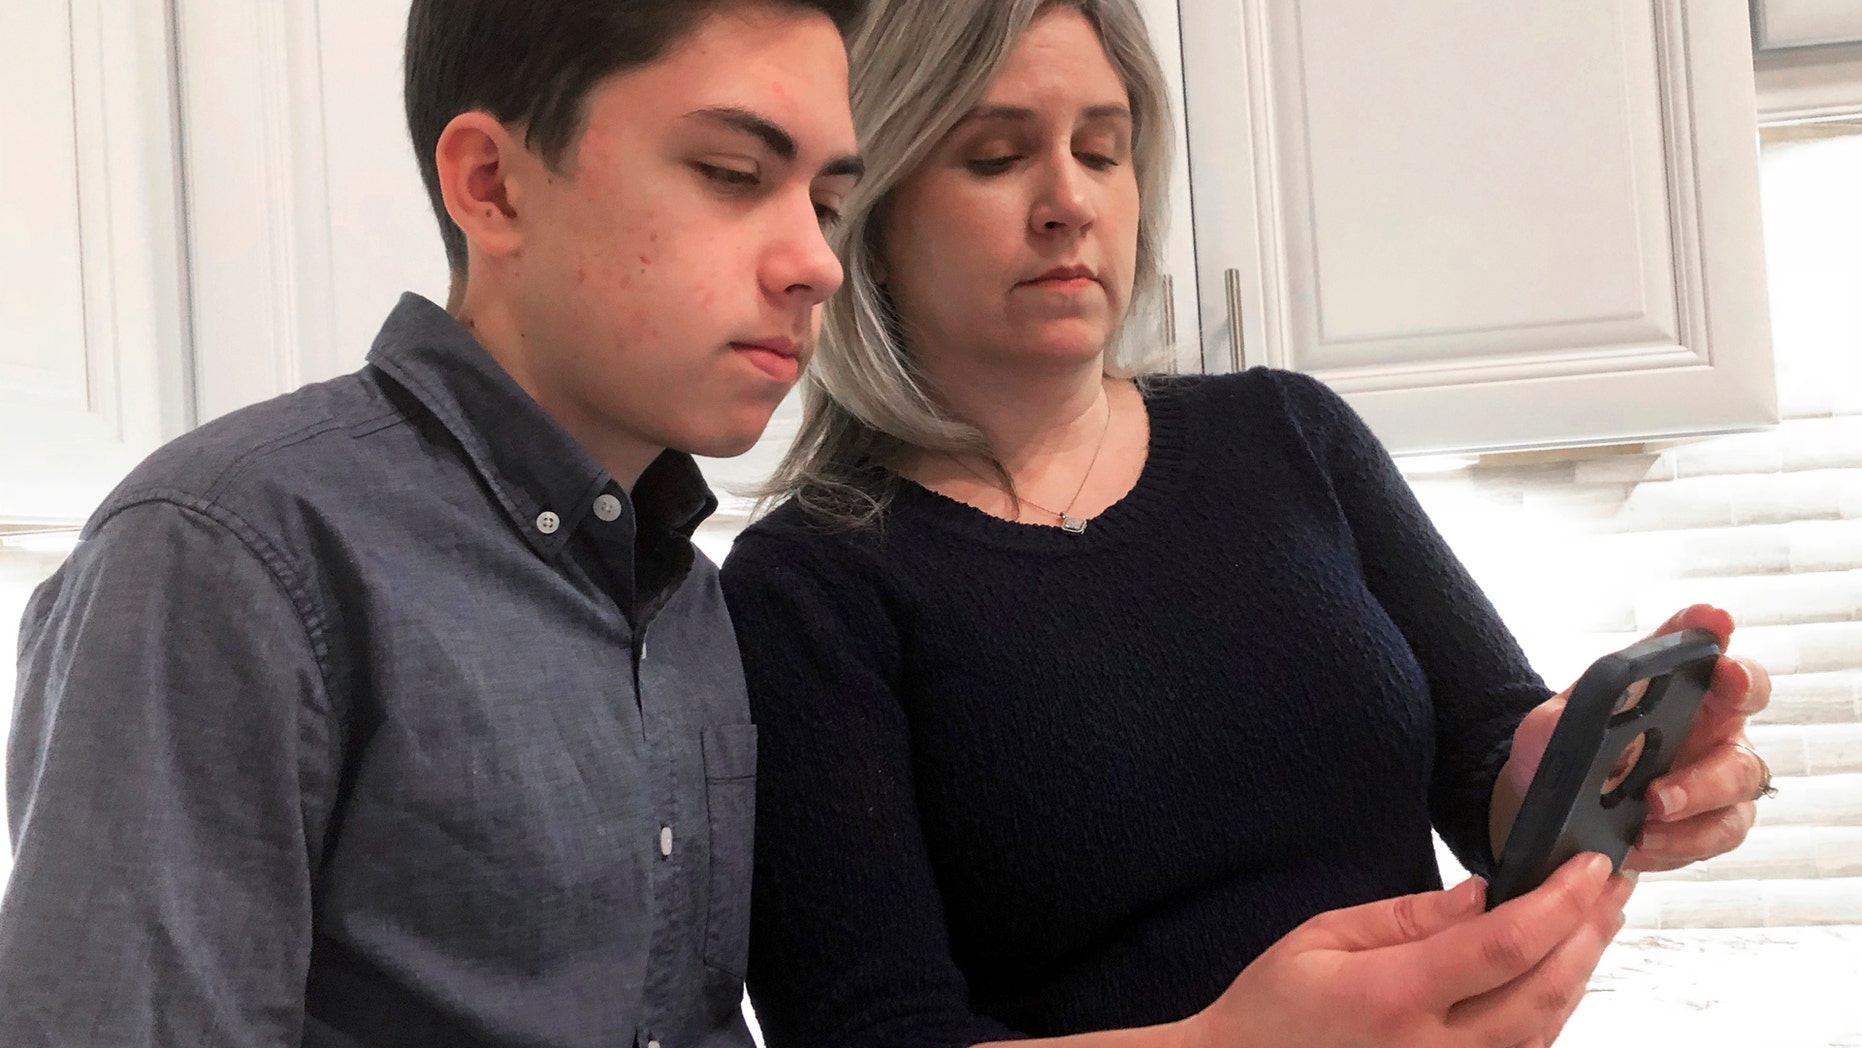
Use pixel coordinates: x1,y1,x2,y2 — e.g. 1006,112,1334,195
1730,740,1778,800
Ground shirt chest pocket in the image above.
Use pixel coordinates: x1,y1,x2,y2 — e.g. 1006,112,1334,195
700,723,757,977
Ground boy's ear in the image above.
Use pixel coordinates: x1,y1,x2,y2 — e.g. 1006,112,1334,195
435,112,528,264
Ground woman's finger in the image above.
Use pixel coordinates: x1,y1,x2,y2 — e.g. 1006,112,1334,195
1444,873,1632,1046
1297,874,1488,952
1396,853,1612,1011
1709,655,1771,718
1678,657,1772,765
1633,801,1758,868
1647,737,1772,823
1644,604,1733,648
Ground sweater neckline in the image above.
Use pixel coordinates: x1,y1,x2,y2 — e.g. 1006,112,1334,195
890,378,1193,554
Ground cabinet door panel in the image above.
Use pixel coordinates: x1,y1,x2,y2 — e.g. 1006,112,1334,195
316,0,450,373
1294,3,1674,359
176,0,452,423
1135,0,1202,373
1753,0,1862,51
0,1,189,522
1182,0,1777,454
1,2,89,413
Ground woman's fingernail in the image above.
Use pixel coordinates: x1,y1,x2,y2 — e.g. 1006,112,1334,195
1655,785,1685,817
1459,876,1487,913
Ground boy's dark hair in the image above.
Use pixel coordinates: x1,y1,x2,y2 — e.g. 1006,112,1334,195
406,0,866,277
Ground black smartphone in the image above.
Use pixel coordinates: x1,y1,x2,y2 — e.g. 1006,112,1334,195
1486,628,1722,909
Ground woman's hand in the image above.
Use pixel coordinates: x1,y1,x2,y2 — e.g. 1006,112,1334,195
1499,604,1773,874
1181,853,1632,1048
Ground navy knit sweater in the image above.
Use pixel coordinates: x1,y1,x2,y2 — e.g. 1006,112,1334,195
719,369,1551,1048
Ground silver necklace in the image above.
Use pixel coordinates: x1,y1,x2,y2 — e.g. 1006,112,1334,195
949,394,1112,534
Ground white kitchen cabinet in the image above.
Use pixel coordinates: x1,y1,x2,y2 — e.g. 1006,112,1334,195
1757,49,1862,122
0,0,191,523
1135,0,1202,374
174,0,447,425
9,0,1802,530
1178,0,1779,454
1751,0,1862,51
1750,0,1862,122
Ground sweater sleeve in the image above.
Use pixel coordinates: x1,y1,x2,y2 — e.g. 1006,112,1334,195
720,525,1026,1048
1270,371,1552,878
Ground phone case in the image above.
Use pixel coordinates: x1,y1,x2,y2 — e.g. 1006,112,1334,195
1486,628,1722,909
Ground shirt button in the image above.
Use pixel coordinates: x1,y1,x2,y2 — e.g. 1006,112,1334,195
659,825,674,857
647,1041,661,1048
535,511,560,535
593,493,623,522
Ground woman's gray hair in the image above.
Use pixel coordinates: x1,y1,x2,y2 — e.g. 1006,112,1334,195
759,0,1176,528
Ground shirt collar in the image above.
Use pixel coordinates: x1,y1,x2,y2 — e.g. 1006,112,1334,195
365,293,717,559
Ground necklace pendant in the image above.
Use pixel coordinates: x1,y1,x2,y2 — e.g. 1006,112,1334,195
1060,515,1088,534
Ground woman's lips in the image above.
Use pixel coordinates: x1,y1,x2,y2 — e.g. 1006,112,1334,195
1020,266,1099,292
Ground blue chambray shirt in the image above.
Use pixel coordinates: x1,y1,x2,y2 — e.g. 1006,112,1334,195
1,293,758,1048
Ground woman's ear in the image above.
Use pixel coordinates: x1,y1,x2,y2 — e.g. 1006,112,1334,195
435,111,527,264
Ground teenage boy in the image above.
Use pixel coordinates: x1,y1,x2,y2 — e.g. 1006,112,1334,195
0,1,862,1044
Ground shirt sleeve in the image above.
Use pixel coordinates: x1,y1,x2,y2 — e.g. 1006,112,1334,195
2,499,338,1047
1272,371,1552,878
721,528,1025,1048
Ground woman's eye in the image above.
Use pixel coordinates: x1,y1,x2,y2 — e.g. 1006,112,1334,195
694,162,759,189
966,156,1019,175
814,201,843,228
1077,152,1120,171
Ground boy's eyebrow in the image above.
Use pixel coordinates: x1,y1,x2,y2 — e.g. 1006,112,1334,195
686,106,865,180
954,103,1133,128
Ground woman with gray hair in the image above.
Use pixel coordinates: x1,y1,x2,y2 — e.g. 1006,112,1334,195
720,2,1772,1047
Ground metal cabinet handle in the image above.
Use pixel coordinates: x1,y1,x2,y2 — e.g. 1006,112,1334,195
1225,268,1245,372
1161,274,1177,373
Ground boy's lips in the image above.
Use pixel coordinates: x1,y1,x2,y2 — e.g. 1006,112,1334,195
732,340,803,383
732,338,801,358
